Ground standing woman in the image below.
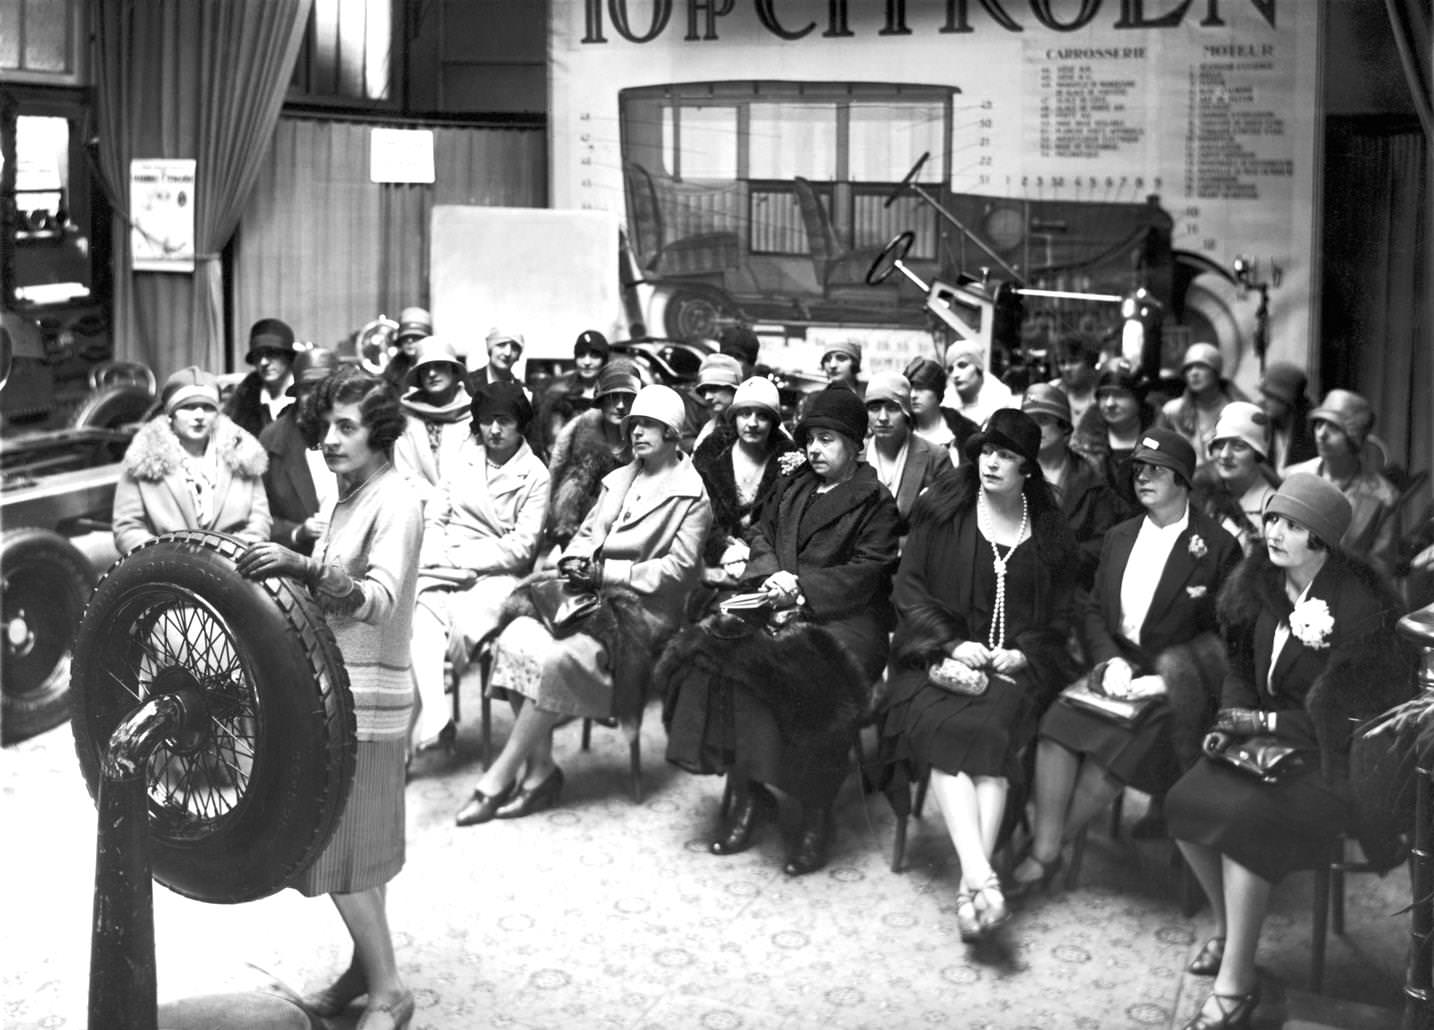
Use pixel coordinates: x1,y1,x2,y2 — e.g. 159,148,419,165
112,366,272,554
237,367,421,1030
1166,474,1410,1030
878,409,1079,940
455,385,711,824
664,387,900,876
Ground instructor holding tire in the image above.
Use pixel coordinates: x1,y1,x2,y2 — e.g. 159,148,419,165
237,366,421,1030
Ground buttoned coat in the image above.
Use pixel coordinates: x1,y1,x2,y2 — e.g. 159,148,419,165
113,414,271,554
883,433,956,527
421,436,550,576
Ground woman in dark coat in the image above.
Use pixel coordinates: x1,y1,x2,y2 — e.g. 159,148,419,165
878,408,1079,942
662,387,900,877
1012,430,1240,896
1166,474,1412,1030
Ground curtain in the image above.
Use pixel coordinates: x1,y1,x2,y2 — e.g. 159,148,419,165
231,116,545,352
92,0,312,375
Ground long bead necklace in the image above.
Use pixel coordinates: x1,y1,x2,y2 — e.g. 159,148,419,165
979,487,1028,651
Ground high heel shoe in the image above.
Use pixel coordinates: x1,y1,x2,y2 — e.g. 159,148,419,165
356,988,415,1030
454,780,515,827
495,766,565,819
974,873,1009,932
301,965,366,1017
415,720,457,755
1186,935,1226,976
1180,985,1260,1030
711,783,777,856
1007,851,1064,900
782,805,833,877
955,888,983,942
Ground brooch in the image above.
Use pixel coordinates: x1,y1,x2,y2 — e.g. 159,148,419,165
1187,534,1208,559
1289,597,1334,650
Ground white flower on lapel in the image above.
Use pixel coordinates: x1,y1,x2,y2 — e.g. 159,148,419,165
777,452,807,476
1185,585,1208,599
1187,534,1208,559
1289,597,1334,650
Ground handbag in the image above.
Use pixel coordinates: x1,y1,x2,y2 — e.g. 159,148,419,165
927,657,989,696
1058,662,1158,727
526,577,601,638
1203,731,1303,783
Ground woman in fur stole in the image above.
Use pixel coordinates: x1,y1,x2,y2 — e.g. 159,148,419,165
112,365,271,554
662,387,900,877
877,408,1079,942
1013,429,1240,897
542,358,642,557
1166,473,1413,1030
454,385,711,826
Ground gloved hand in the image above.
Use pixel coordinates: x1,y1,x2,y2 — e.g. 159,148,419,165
1096,658,1134,698
558,555,601,591
1213,707,1267,736
237,542,311,581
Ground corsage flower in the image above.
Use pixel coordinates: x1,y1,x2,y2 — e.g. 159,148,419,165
1289,597,1334,650
1187,534,1208,559
777,451,807,476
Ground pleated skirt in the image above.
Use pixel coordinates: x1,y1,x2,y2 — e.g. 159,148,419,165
1038,698,1177,793
293,738,406,897
880,670,1035,784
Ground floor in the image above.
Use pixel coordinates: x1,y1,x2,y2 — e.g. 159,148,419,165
2,666,1412,1030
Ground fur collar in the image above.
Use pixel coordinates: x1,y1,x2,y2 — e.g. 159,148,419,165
1216,546,1399,635
124,414,268,482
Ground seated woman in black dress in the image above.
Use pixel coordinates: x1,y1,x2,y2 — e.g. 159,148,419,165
1166,473,1411,1029
879,408,1079,941
1012,429,1240,895
662,387,900,877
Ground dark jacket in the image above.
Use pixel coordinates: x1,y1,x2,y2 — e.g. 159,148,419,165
1053,448,1133,589
691,428,797,566
225,370,288,441
880,432,957,529
258,408,321,554
1070,403,1154,508
743,461,901,681
1082,505,1241,764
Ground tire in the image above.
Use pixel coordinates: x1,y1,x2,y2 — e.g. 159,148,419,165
70,530,355,903
69,384,158,462
1,528,94,745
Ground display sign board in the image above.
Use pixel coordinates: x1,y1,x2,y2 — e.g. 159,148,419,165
129,158,196,273
370,127,436,184
549,0,1319,389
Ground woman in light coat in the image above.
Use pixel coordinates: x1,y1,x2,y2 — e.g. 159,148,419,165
113,365,271,554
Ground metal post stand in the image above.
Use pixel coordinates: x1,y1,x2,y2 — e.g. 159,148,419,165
1396,610,1434,1030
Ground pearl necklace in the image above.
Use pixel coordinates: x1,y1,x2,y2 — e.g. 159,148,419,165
978,487,1028,651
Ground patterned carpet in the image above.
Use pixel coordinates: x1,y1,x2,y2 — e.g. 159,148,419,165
3,671,1410,1030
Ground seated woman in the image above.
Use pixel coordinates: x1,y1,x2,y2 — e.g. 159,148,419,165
392,336,473,510
691,376,797,593
1166,474,1411,1030
904,356,978,463
113,365,271,554
878,409,1079,941
454,385,711,825
863,370,955,532
1071,357,1155,509
662,387,900,876
1013,429,1240,896
409,382,551,756
1193,401,1279,555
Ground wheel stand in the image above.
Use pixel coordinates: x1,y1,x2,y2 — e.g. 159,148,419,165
87,693,314,1030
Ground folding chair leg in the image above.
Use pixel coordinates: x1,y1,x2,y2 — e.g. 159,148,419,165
913,768,931,819
480,692,492,763
1310,865,1330,993
581,718,593,751
1331,865,1346,935
1066,826,1088,890
891,813,909,873
629,735,642,804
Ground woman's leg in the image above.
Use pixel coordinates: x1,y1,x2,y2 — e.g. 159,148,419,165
929,770,995,887
1211,856,1269,995
330,886,405,1005
1063,761,1123,843
409,591,454,746
475,700,560,795
972,775,1009,858
1176,839,1228,938
1022,739,1080,869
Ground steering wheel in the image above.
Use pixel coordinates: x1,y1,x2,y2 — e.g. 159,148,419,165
883,152,930,209
866,232,916,286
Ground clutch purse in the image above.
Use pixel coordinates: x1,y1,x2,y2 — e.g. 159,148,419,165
1059,681,1157,727
1203,731,1303,783
928,658,989,696
527,577,601,638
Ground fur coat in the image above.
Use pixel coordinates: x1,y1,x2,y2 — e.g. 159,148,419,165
691,428,796,565
113,413,271,554
546,408,630,548
224,370,291,440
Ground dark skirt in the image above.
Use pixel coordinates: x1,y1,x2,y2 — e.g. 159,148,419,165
1166,754,1351,882
294,738,406,896
879,668,1038,785
1038,697,1178,794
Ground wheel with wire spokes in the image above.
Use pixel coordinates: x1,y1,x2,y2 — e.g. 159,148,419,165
70,531,354,903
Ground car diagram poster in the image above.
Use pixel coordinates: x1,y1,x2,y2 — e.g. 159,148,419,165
549,0,1319,389
129,158,197,273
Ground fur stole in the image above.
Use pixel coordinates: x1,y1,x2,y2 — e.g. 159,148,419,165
496,570,666,722
223,371,268,438
124,413,268,483
692,431,796,550
656,615,869,752
547,409,629,545
1217,548,1414,779
400,386,472,423
1153,632,1229,771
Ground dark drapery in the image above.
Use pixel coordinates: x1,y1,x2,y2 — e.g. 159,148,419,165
92,0,312,375
230,116,545,351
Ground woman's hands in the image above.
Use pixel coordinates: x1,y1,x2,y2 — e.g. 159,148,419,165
760,570,802,609
557,555,603,590
237,541,312,581
988,648,1028,675
946,641,1026,674
1214,707,1270,736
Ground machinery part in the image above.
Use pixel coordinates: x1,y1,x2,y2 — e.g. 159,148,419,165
866,231,917,287
661,286,734,342
69,384,157,462
1,526,94,744
884,151,930,209
70,530,355,903
355,316,398,376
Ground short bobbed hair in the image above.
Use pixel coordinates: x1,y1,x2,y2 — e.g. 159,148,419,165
298,366,405,453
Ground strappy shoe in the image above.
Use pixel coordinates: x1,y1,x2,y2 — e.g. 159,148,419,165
356,988,415,1030
974,873,1009,932
1181,985,1260,1030
301,965,366,1017
955,888,982,942
1008,851,1064,900
1186,935,1226,976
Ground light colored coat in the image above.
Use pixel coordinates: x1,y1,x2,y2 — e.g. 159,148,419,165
112,414,271,554
420,436,550,575
393,405,473,509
